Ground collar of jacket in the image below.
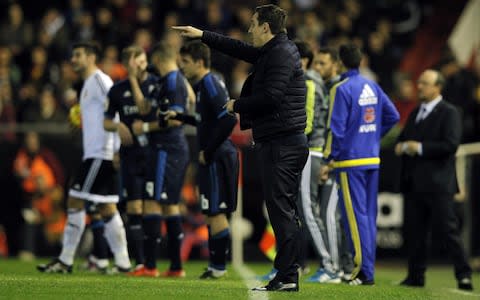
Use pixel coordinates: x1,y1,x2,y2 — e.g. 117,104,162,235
340,68,360,80
260,32,288,53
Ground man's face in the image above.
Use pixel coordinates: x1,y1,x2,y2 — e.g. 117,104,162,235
179,54,199,80
417,70,440,101
313,53,336,81
248,13,266,48
71,48,90,73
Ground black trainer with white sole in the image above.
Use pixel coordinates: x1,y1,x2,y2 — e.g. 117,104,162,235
252,281,299,292
37,258,72,274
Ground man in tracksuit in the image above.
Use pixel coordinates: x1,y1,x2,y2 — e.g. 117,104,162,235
322,44,399,285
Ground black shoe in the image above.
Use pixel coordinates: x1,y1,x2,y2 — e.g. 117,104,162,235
199,268,226,279
252,281,299,292
400,276,425,287
37,258,72,274
458,277,473,291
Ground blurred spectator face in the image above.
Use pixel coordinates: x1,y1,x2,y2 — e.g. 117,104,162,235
164,12,180,29
134,29,153,52
136,5,152,24
236,7,253,29
25,132,40,154
0,47,12,67
80,12,94,28
104,45,119,61
417,70,441,101
70,0,83,9
40,89,56,111
368,32,385,53
179,54,200,81
336,12,352,33
344,0,361,19
377,19,392,40
32,47,47,65
398,78,414,100
9,3,24,26
206,1,222,27
314,53,337,81
97,7,113,26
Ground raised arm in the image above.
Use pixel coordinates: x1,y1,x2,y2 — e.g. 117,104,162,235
172,26,260,64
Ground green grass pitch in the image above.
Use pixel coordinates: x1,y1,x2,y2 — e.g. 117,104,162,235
0,259,479,299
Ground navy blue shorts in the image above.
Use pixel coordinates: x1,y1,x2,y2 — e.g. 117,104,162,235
119,147,151,201
198,144,238,216
148,142,189,204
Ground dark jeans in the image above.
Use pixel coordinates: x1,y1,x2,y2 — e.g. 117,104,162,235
258,134,308,283
404,192,472,280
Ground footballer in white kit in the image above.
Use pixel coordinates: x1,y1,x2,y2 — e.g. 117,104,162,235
37,42,130,274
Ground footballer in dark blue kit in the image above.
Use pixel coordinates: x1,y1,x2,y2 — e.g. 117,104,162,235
104,45,162,277
130,41,189,278
178,40,238,279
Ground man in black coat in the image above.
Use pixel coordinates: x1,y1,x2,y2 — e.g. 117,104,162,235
173,4,308,292
395,69,473,291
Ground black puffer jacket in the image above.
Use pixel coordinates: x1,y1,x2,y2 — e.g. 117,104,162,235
202,31,306,142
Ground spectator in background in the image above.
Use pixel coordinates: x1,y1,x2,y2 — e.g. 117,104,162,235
23,87,67,124
0,3,33,59
438,55,479,142
393,73,417,128
37,9,70,64
99,45,127,82
73,11,95,42
0,80,16,143
27,46,55,91
13,131,65,261
94,6,120,48
0,45,22,87
133,29,153,52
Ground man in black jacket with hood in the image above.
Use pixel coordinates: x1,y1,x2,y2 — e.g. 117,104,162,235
174,4,308,292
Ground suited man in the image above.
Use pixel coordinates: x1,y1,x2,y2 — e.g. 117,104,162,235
395,69,473,291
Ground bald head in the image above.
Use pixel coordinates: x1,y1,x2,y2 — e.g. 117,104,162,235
417,69,444,102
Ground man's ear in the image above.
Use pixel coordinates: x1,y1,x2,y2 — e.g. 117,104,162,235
263,22,270,34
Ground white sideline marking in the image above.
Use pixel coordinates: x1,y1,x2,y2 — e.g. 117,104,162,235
234,263,269,300
444,288,480,297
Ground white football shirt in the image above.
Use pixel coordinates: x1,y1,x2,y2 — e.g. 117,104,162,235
80,69,117,160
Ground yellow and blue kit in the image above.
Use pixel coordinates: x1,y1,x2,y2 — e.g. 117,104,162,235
324,69,399,282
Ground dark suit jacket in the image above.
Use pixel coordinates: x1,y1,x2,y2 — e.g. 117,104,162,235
398,99,461,193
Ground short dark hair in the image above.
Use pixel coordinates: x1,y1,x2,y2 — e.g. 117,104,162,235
295,41,313,69
180,40,211,68
72,42,101,60
150,41,176,61
317,47,339,63
339,44,362,69
255,4,287,35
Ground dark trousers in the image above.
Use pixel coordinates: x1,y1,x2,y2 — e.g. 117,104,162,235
258,134,308,283
404,192,472,280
